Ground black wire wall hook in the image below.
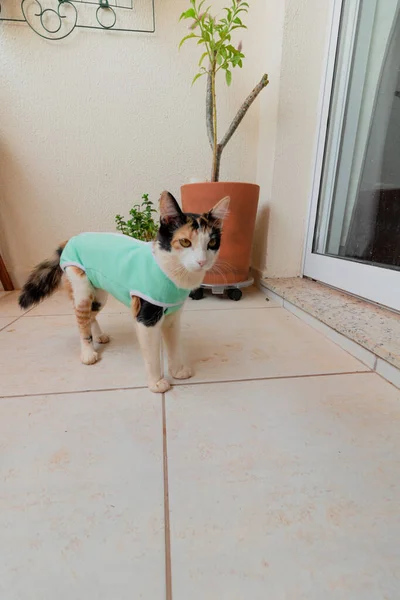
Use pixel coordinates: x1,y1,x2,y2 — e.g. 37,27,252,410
0,0,155,40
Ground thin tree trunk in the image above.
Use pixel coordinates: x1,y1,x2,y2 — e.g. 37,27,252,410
206,71,214,149
213,146,222,182
211,60,219,182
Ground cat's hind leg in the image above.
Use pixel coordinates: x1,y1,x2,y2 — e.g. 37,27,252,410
91,289,110,344
65,266,98,365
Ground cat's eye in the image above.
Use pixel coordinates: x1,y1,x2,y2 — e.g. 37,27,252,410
208,238,218,249
179,238,192,248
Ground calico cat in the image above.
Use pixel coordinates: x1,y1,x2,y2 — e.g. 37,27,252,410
19,191,230,393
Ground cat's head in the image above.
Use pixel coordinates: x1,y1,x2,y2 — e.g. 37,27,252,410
156,191,230,273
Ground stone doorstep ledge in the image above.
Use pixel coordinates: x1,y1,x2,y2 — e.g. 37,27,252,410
259,277,400,386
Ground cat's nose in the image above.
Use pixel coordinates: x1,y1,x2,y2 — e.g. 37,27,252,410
197,259,206,268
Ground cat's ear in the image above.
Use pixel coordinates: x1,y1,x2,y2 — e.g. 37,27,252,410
159,191,183,223
209,196,230,223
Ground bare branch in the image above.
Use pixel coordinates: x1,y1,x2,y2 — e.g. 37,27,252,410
220,74,269,150
206,70,214,149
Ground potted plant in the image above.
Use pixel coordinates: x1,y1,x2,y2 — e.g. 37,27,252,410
179,0,269,286
115,193,158,241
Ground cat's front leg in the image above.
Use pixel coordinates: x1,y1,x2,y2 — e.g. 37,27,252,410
132,297,170,393
162,309,193,380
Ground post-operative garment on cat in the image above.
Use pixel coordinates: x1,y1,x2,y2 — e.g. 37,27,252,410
60,233,190,313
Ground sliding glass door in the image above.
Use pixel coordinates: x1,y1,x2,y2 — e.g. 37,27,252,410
304,0,400,311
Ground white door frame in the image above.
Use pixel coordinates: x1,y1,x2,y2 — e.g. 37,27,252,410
303,0,400,312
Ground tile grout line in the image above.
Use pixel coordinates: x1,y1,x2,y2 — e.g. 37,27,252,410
0,315,22,332
162,394,173,600
22,313,127,318
169,369,376,389
0,305,35,332
17,305,280,318
374,367,400,391
0,370,376,399
185,304,281,311
0,385,149,399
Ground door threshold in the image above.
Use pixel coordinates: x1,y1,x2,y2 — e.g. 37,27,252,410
259,277,400,389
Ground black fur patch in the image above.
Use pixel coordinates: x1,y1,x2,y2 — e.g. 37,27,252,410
157,214,186,252
157,198,224,252
157,212,205,252
208,228,221,251
186,214,200,229
91,301,101,312
136,299,164,327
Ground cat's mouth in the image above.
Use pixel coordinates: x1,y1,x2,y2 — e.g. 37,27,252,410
189,264,209,273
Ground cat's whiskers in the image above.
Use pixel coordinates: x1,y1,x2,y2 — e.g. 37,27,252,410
208,260,236,279
209,264,228,284
210,260,236,275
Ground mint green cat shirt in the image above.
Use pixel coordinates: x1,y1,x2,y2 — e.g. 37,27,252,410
60,233,190,313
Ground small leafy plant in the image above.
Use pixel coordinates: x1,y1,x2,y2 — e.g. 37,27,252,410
179,0,269,182
115,194,158,241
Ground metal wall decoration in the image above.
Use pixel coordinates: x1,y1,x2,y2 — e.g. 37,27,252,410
0,0,155,40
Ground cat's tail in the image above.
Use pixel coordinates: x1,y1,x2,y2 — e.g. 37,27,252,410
18,242,67,309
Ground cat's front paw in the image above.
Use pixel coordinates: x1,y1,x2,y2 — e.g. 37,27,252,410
95,333,110,344
81,349,99,365
148,378,171,394
171,365,193,380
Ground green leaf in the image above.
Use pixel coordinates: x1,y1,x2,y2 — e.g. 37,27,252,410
179,8,196,21
179,33,197,49
192,72,205,85
216,53,223,65
225,69,232,86
199,51,208,66
233,17,242,25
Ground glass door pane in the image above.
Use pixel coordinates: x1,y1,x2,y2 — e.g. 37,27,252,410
314,0,400,271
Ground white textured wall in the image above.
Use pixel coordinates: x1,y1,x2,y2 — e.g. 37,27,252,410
0,0,272,286
260,0,331,278
253,0,285,274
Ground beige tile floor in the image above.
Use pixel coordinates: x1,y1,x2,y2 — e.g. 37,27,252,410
1,288,399,599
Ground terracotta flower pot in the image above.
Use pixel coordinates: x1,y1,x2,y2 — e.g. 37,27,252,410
181,182,259,285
